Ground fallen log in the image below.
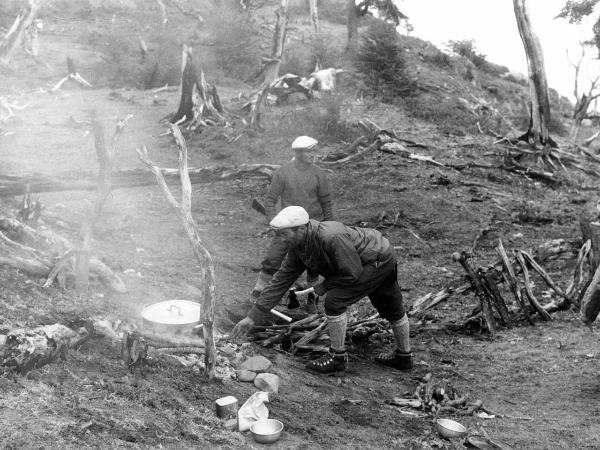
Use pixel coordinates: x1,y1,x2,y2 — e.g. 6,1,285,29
1,323,89,375
0,164,278,197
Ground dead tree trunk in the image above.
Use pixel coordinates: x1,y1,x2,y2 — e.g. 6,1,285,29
75,111,130,293
0,0,43,66
513,0,553,150
171,45,225,130
262,0,288,85
136,124,217,380
309,0,319,34
1,324,89,375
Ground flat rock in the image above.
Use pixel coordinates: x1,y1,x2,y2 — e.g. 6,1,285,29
254,373,279,394
236,369,256,382
240,355,272,373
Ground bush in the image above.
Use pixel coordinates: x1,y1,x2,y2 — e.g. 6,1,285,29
446,39,487,68
354,21,417,100
81,26,184,88
207,8,261,80
425,49,453,70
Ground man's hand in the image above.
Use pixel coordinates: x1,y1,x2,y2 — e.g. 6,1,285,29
231,317,255,340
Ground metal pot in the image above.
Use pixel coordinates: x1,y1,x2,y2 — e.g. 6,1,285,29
141,299,202,335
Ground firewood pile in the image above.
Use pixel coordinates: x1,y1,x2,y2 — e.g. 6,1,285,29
248,311,390,353
389,372,529,420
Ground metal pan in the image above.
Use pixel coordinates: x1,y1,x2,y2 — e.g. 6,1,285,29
141,299,202,335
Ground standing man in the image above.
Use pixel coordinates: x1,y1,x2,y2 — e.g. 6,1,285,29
251,136,333,298
232,206,413,373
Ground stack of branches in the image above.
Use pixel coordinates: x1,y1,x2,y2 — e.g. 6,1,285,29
389,372,530,420
412,233,594,335
249,312,388,354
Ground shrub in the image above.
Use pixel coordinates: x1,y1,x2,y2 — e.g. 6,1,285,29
207,7,261,80
425,49,453,70
81,26,184,88
318,0,348,25
446,39,487,68
354,21,417,100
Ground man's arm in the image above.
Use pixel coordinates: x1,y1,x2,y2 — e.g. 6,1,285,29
264,170,283,221
247,251,305,323
317,171,333,221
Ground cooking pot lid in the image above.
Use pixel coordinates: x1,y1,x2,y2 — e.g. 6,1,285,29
141,299,201,325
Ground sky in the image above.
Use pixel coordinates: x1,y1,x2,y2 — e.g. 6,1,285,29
399,0,600,100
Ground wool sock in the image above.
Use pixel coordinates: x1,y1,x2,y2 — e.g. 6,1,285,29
390,314,411,354
327,312,348,353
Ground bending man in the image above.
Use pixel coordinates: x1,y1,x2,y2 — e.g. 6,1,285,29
231,206,413,373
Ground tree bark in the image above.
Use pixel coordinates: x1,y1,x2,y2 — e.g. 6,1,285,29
345,0,359,53
172,45,225,129
262,0,289,85
309,0,319,34
513,0,552,147
0,0,43,66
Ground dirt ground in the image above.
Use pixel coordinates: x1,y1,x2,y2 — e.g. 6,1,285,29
2,8,600,450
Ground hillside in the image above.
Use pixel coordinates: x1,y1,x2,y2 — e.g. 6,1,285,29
1,1,599,449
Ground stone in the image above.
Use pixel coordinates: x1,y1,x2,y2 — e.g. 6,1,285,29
254,373,280,394
239,355,271,373
236,369,257,382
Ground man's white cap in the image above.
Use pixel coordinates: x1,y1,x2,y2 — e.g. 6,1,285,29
291,136,318,150
270,206,309,229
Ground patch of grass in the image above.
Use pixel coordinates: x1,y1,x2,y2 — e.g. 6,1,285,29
403,94,476,136
270,94,361,143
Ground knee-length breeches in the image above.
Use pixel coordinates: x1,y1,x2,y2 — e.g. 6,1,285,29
323,251,405,321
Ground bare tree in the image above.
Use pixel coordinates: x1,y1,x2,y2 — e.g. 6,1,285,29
513,0,553,149
567,45,600,141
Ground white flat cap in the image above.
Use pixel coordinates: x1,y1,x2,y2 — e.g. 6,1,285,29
291,136,318,150
270,206,309,229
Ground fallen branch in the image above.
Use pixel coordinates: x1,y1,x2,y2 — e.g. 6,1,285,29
515,251,552,321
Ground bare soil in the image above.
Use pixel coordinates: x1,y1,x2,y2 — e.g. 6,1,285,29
1,8,600,450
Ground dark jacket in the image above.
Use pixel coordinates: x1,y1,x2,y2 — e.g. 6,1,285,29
247,220,392,323
264,160,333,221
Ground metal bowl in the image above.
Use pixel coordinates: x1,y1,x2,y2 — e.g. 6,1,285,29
436,418,467,440
250,419,284,444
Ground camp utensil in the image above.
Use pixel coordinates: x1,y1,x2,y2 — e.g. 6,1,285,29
250,418,284,444
436,418,467,440
141,299,202,334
